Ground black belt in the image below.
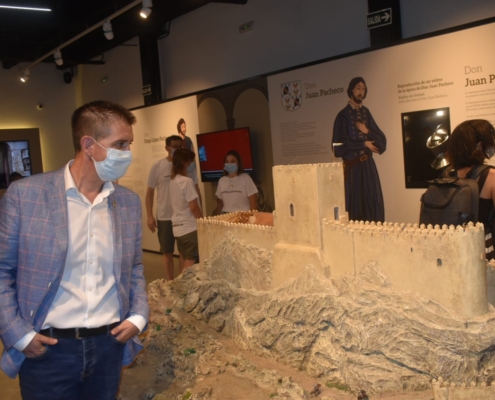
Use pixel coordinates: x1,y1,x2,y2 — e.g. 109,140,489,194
40,322,120,339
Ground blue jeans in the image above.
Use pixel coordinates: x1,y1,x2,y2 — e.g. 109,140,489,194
19,333,126,400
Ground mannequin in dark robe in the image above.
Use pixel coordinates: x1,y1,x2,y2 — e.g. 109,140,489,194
332,77,387,222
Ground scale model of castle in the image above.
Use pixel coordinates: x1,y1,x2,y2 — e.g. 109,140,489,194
198,162,494,319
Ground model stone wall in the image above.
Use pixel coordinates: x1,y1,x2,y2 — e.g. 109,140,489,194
197,216,277,263
322,220,488,318
198,162,491,319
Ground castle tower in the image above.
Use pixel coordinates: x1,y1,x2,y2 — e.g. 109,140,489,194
271,163,347,286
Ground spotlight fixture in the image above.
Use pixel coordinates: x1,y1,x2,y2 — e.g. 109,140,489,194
103,20,113,40
20,69,30,82
140,0,152,18
14,0,148,83
54,49,63,66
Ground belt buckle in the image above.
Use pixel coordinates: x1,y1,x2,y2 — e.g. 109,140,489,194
360,155,368,162
75,327,80,339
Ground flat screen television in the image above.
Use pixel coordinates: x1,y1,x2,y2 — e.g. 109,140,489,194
0,140,32,189
196,127,254,182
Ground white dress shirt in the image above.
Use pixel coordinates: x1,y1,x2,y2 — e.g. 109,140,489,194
14,162,145,351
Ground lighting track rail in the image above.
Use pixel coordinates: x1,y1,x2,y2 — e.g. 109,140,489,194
19,0,152,81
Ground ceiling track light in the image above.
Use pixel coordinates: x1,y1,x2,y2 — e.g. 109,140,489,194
20,69,30,82
54,49,63,66
103,20,114,40
17,0,151,82
140,0,152,18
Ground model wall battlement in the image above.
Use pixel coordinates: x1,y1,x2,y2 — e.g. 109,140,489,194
325,219,485,236
272,162,343,172
197,213,277,263
432,377,495,400
198,217,275,230
321,219,488,318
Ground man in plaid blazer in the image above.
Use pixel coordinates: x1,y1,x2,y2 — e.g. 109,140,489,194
0,101,149,399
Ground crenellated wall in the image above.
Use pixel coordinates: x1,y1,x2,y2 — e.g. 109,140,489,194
432,377,495,400
322,220,487,318
198,212,277,263
197,162,492,318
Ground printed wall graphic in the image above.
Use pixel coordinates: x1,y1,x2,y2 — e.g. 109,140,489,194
332,77,386,222
268,22,495,223
401,107,451,189
177,117,194,151
281,80,302,111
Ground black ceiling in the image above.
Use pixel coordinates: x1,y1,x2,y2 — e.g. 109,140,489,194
0,0,247,70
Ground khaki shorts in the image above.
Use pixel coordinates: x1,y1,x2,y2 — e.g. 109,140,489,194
157,220,175,254
176,230,198,261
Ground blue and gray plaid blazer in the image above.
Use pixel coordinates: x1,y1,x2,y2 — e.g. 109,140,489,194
0,167,149,378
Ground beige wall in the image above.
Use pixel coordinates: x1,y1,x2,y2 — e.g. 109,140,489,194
0,41,143,176
0,64,76,173
158,0,495,100
78,39,143,109
233,88,274,210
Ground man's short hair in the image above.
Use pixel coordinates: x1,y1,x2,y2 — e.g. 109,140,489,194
177,118,186,134
347,77,367,99
166,135,183,146
71,101,136,153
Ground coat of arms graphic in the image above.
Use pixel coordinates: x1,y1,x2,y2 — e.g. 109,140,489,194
281,80,301,111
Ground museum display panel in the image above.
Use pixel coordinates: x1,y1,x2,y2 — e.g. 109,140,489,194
267,21,495,223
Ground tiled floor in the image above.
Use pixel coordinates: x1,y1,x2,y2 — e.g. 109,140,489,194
0,251,172,400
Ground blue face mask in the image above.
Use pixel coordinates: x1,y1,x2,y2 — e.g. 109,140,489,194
224,163,238,174
187,161,196,173
485,147,495,159
92,141,132,182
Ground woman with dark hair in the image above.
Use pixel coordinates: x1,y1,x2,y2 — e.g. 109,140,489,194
170,148,203,271
213,150,258,215
446,119,495,259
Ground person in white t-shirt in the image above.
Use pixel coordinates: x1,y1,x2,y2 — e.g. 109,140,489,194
213,150,258,215
170,149,203,271
145,135,201,280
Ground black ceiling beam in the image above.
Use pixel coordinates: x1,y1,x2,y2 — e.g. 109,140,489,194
210,1,248,3
139,34,162,105
368,0,402,47
0,0,249,70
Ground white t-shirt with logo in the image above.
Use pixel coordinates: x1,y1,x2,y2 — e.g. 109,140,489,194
215,173,258,212
169,174,199,237
147,157,198,221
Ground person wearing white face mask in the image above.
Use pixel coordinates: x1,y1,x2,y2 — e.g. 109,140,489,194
446,119,495,260
145,135,196,281
0,101,149,399
213,150,258,215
